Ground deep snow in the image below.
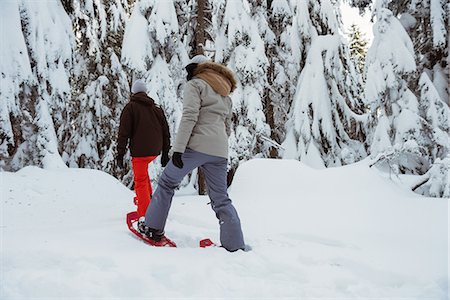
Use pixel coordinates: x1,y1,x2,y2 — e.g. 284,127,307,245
1,159,448,299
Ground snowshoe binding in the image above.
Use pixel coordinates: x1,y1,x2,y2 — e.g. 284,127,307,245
126,211,176,247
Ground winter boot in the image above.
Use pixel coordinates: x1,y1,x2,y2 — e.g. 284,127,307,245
137,217,147,234
137,219,165,242
143,227,165,242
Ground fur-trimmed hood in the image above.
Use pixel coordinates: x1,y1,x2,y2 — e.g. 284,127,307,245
193,62,237,96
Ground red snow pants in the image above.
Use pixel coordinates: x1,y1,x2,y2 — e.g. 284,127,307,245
132,156,157,217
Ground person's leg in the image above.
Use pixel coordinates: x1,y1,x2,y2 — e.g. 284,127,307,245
145,149,209,230
132,157,151,218
146,156,157,201
202,157,245,251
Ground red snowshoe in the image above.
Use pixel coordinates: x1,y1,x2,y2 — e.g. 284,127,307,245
126,211,177,247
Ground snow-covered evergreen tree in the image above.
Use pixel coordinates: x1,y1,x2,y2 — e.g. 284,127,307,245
176,0,214,56
351,0,449,107
411,73,450,197
121,0,187,184
348,0,373,14
414,156,450,198
372,0,449,105
406,0,449,106
212,0,272,171
0,1,33,170
62,0,131,179
367,1,449,192
351,0,449,197
247,0,277,143
365,6,424,173
1,0,73,171
264,0,294,155
282,0,367,168
348,23,369,74
418,73,449,163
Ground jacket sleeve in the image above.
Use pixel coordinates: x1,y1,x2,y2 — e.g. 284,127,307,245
158,108,171,153
225,96,233,137
117,104,132,157
173,80,202,153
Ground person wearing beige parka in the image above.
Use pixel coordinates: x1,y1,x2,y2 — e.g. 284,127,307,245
141,55,246,252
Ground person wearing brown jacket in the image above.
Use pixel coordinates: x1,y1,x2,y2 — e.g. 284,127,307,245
117,79,170,218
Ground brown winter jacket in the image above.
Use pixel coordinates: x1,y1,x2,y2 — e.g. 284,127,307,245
117,92,170,158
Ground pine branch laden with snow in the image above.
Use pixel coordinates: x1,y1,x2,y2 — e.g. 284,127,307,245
121,0,187,186
348,0,449,107
418,72,450,161
212,0,271,170
414,156,450,198
0,1,32,170
0,0,73,171
62,0,131,181
248,0,279,158
2,0,447,198
283,34,367,168
121,0,187,74
350,0,449,107
365,7,425,173
380,0,450,107
429,0,447,49
348,0,373,14
408,0,449,106
350,0,450,196
176,0,214,56
265,0,295,150
281,0,367,168
348,24,369,75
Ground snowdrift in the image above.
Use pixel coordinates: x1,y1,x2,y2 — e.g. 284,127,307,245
1,160,448,299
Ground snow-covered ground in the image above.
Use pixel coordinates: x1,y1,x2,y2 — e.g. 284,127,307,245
1,159,448,299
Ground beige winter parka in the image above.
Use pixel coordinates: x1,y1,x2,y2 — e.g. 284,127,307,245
172,62,237,158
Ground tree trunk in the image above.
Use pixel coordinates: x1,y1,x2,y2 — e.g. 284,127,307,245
265,47,278,158
195,0,206,55
197,167,207,195
227,167,236,187
195,0,207,194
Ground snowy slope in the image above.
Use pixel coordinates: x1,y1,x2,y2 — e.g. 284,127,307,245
1,160,448,299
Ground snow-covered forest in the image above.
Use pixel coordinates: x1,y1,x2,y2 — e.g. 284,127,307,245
1,0,449,198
